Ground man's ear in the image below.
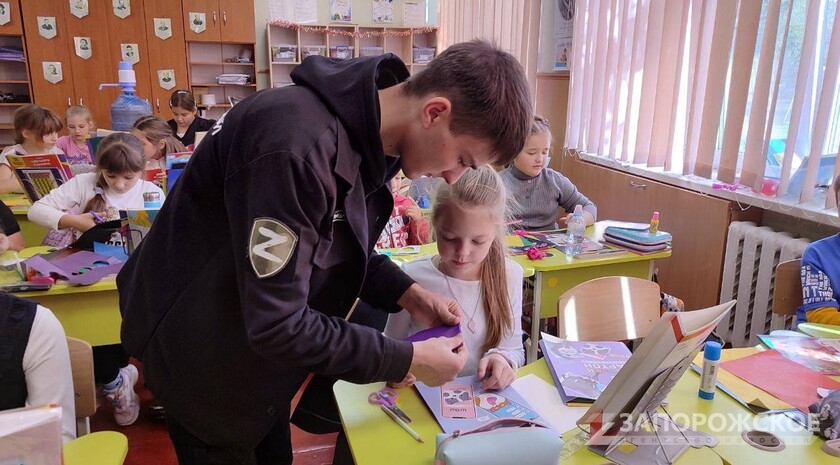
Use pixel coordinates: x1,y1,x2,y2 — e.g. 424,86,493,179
421,97,452,128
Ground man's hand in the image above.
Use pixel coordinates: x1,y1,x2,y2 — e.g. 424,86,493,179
398,283,461,328
410,335,468,386
477,353,515,390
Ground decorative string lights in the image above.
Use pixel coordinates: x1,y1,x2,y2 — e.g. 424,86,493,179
269,20,436,38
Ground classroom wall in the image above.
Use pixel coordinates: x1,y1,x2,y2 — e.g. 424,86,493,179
252,0,439,89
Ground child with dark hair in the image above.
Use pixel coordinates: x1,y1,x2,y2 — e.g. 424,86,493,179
167,89,216,149
131,115,187,172
0,104,63,193
27,132,165,426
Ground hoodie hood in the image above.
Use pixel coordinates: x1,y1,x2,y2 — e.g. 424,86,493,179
291,54,409,191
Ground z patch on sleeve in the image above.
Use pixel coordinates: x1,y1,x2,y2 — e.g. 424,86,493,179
248,218,298,278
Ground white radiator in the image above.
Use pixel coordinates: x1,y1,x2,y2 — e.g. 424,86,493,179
715,221,810,347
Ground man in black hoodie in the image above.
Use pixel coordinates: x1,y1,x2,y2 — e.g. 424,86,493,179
117,39,532,464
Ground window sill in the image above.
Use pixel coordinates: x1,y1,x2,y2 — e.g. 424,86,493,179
576,152,840,228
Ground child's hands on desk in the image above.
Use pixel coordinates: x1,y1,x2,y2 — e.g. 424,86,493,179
477,353,515,390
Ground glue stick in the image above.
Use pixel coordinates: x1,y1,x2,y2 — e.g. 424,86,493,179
698,341,722,400
649,211,660,234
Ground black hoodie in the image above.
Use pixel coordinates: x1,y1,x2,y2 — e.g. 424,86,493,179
118,54,416,448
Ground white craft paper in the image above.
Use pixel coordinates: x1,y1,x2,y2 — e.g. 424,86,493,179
510,374,588,435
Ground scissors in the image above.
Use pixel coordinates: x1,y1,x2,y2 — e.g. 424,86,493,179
368,387,412,423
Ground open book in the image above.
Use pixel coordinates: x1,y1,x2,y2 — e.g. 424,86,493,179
6,153,73,202
0,404,63,463
578,301,734,457
539,335,631,406
517,229,609,257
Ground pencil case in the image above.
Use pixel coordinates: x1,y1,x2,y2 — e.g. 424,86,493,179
434,418,563,465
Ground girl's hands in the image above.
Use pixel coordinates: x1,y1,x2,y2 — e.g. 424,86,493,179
477,353,515,390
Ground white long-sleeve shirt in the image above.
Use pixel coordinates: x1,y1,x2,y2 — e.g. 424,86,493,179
385,256,525,375
27,172,164,230
23,306,76,443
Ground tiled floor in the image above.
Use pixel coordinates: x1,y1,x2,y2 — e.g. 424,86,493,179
90,361,338,465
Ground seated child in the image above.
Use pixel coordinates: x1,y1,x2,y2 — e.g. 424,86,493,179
376,172,431,249
385,166,524,390
131,115,187,172
28,133,165,426
0,104,63,193
55,105,95,166
798,173,840,325
500,116,596,231
167,89,216,149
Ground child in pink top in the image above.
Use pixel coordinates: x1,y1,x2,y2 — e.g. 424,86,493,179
55,105,94,165
376,174,431,249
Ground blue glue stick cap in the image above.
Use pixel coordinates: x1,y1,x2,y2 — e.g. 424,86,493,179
704,341,722,360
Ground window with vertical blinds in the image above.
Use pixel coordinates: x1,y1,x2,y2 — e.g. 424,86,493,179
565,0,840,214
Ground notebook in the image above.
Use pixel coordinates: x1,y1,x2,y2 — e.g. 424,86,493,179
539,334,631,405
120,208,160,254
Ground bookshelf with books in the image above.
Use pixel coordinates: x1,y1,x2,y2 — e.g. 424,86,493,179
0,0,32,147
267,24,438,89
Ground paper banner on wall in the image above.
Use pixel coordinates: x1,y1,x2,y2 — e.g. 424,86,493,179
372,0,394,23
42,62,63,84
73,36,91,59
157,69,175,90
402,1,424,26
189,12,206,33
37,16,57,39
0,2,10,26
153,17,172,40
69,0,89,18
112,0,130,18
121,43,139,64
329,0,351,22
553,0,574,70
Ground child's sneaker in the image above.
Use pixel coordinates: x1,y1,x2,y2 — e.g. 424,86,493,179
104,364,140,426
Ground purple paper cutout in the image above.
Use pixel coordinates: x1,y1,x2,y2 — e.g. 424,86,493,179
23,250,124,285
405,324,462,342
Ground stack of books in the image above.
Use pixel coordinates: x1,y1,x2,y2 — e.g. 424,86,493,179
604,225,671,253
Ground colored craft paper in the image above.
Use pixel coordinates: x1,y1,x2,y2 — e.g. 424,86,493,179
404,324,461,342
720,349,840,412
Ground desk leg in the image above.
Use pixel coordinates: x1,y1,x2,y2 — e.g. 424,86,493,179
527,272,543,364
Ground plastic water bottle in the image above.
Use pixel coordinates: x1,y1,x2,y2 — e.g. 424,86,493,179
99,61,152,131
566,204,586,256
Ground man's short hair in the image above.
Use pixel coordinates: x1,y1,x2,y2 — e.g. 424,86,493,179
403,40,533,166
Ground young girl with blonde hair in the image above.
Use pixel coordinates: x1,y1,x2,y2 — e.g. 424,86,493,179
385,166,524,390
55,105,95,165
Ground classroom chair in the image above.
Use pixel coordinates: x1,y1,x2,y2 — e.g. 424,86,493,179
64,337,128,465
767,258,803,335
555,276,660,341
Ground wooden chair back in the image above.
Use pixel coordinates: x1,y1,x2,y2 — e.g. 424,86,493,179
66,337,96,436
772,259,802,316
556,276,661,341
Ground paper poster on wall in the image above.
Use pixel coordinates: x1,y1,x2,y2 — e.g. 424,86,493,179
329,0,351,23
37,16,57,39
157,69,176,90
268,0,318,23
0,2,10,26
70,0,89,18
372,0,394,23
553,0,574,71
121,43,139,64
74,36,91,60
154,17,172,40
112,0,130,19
42,62,63,84
189,12,206,33
403,0,424,27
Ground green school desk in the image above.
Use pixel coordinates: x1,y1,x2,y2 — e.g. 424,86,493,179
12,278,120,346
797,322,840,339
381,240,536,278
509,222,671,362
334,358,831,465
